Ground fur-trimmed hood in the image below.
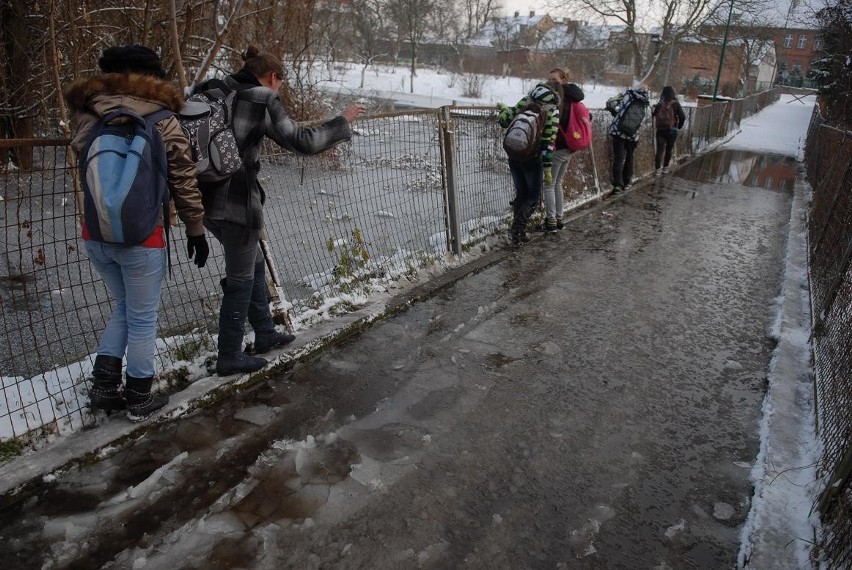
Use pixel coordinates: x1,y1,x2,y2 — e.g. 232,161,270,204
64,73,184,117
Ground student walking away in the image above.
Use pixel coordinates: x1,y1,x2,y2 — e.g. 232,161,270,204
498,82,561,246
652,85,686,175
605,86,650,193
544,67,586,232
194,45,365,376
65,45,209,422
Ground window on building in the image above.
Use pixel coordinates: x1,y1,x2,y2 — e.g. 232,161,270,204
814,37,823,51
783,33,792,48
793,60,802,72
797,35,807,49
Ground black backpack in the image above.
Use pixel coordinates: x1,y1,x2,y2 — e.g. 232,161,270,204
618,98,648,138
178,80,245,184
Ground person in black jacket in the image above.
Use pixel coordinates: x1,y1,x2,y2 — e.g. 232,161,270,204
543,67,585,232
194,46,364,376
651,85,686,174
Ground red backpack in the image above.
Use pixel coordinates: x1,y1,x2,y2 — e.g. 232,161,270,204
560,101,592,152
655,100,676,130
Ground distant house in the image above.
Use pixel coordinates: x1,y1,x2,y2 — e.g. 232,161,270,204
690,0,818,92
669,36,749,97
465,14,618,80
461,11,558,76
763,0,820,84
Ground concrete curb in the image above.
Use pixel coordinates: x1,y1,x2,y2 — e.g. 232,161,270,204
0,246,510,500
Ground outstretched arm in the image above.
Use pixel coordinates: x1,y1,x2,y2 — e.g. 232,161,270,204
263,93,362,155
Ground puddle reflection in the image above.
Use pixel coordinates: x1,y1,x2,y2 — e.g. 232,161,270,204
676,150,796,192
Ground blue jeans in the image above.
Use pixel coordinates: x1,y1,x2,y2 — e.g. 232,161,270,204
85,242,166,378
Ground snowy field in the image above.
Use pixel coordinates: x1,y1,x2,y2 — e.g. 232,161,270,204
314,62,623,110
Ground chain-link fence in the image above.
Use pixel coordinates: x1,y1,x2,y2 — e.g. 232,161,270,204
0,89,779,453
805,109,852,569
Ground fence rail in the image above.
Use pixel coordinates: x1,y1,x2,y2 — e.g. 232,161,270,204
804,110,852,569
0,89,779,453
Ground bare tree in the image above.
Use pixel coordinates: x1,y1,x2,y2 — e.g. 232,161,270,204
0,0,43,168
386,0,437,93
352,0,389,87
554,0,728,83
0,0,333,161
462,0,503,39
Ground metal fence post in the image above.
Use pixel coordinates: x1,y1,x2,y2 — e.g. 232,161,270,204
440,106,462,256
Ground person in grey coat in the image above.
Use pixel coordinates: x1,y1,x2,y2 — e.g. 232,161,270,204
195,45,364,375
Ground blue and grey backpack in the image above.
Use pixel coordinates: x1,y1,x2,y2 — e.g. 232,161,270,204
80,108,172,245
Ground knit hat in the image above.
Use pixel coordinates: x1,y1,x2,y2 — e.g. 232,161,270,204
98,45,166,78
529,84,558,106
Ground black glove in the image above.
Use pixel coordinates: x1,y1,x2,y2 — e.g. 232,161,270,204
186,234,209,268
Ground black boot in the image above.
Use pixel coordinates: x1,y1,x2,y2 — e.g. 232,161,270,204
216,277,267,375
125,375,169,422
253,329,296,354
89,355,125,411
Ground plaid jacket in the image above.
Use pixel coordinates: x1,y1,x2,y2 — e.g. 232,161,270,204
197,70,352,229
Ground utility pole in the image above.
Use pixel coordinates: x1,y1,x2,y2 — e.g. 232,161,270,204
713,0,735,99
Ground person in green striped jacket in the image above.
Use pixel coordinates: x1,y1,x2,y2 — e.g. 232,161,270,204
497,81,562,246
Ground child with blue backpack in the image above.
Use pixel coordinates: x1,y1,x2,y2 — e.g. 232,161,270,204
65,45,209,422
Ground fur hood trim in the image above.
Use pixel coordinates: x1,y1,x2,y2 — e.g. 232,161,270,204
64,73,184,113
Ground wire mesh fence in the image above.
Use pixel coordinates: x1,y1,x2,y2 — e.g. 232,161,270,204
804,110,852,569
0,89,780,454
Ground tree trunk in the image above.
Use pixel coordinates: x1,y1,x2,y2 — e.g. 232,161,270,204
1,0,36,170
167,0,187,92
409,45,417,94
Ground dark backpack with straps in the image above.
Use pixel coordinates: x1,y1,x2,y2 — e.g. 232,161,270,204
617,98,648,138
80,108,171,245
179,80,245,184
503,102,545,160
655,100,676,130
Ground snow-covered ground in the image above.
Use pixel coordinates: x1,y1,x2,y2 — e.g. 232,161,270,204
316,62,622,109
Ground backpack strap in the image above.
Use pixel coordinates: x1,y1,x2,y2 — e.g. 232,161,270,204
144,108,176,276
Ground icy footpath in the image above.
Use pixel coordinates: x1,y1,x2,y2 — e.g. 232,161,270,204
719,95,822,568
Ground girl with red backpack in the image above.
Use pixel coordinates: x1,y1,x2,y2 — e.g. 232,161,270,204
544,68,587,232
